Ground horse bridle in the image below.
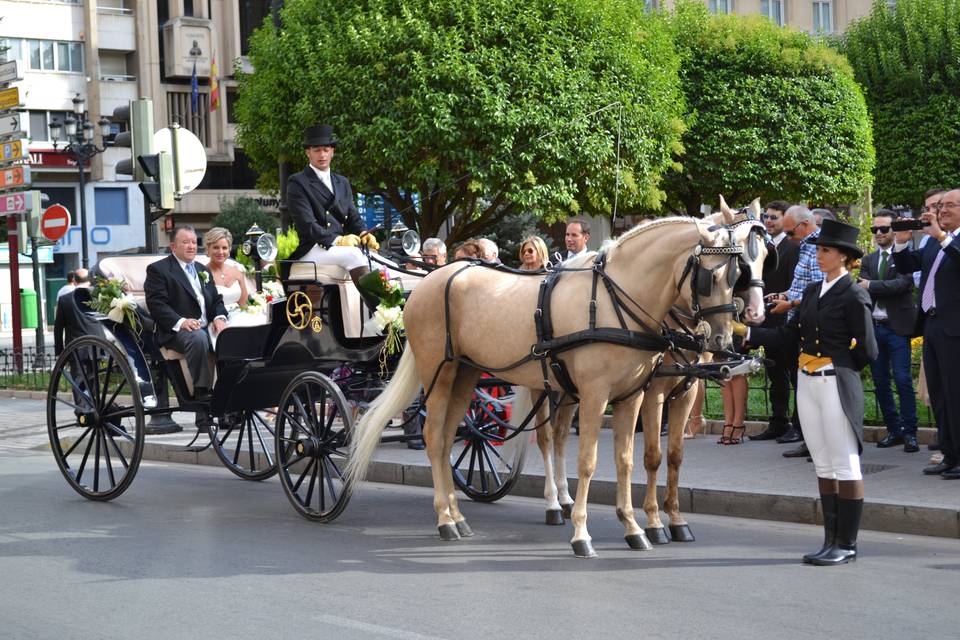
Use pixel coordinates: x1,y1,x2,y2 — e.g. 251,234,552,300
677,240,744,321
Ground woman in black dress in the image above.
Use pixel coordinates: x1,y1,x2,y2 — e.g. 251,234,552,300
737,219,878,566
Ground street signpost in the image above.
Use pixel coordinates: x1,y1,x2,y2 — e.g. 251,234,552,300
0,113,24,139
0,60,22,85
0,165,30,190
0,86,21,111
40,205,71,242
0,191,33,216
0,139,24,165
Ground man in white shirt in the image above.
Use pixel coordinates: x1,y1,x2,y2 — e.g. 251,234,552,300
561,217,591,262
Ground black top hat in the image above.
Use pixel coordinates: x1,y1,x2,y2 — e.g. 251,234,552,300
811,218,863,259
302,123,338,148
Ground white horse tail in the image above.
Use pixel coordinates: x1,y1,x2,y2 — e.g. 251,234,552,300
510,387,534,430
346,346,422,489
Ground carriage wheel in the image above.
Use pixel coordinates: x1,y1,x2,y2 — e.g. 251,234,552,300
210,409,279,481
275,371,353,521
47,336,145,501
450,386,528,503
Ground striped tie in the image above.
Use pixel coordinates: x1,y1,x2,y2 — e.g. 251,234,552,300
920,249,945,312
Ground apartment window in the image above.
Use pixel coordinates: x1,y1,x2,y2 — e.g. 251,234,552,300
812,1,832,33
0,38,22,63
761,0,785,26
709,0,732,14
27,39,83,72
226,87,238,123
27,110,69,142
239,0,272,56
94,188,129,226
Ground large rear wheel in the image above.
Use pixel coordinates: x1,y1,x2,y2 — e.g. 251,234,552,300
275,372,353,521
450,384,527,502
47,336,145,501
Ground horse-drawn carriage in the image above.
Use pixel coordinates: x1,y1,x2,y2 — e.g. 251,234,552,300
46,204,769,557
45,227,526,522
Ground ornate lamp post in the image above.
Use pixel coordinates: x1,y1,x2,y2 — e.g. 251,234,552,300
48,93,112,269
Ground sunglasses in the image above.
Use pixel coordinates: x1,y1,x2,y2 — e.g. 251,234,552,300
760,213,780,221
870,226,891,234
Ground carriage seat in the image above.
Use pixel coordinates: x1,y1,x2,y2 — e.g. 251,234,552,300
286,261,351,284
158,347,216,396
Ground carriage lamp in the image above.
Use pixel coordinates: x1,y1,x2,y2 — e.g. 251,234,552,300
387,221,421,257
241,224,278,292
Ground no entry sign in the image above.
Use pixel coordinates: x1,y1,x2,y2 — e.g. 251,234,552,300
40,204,71,242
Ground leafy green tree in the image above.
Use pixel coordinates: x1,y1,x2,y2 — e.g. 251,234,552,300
662,1,874,214
209,197,280,257
235,0,685,242
842,0,960,207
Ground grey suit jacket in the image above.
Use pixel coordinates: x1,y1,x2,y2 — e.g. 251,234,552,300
860,248,916,336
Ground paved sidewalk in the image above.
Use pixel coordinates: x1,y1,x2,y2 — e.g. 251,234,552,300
2,391,957,538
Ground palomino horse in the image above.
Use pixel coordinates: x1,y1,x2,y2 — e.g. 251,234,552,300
532,198,769,538
348,217,754,558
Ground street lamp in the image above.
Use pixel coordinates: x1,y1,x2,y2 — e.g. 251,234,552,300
48,93,113,269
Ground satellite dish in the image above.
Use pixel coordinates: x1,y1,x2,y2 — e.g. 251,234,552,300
154,126,207,196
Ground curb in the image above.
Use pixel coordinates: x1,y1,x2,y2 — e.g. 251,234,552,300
129,441,959,539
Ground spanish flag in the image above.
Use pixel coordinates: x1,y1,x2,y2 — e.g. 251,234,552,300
209,52,220,112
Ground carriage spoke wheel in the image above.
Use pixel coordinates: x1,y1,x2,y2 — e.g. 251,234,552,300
275,372,353,521
210,409,279,481
450,386,527,503
47,336,145,501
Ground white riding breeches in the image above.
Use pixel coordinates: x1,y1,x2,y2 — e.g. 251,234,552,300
301,244,370,272
796,368,862,481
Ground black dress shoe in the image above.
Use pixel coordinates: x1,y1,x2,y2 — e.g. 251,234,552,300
923,462,954,475
749,426,786,441
877,433,904,448
406,439,425,450
942,466,960,480
903,435,919,453
776,428,803,444
783,443,810,458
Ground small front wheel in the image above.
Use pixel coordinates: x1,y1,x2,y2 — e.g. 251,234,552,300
210,409,279,481
275,371,353,521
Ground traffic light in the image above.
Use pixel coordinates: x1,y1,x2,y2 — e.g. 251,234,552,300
112,99,153,181
137,152,175,212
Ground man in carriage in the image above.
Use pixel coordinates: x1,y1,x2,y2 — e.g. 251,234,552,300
286,123,382,310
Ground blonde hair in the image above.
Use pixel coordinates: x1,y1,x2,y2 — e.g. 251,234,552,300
519,236,549,270
204,227,233,251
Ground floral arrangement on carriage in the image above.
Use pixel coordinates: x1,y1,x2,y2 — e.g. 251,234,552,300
241,280,286,314
359,268,405,359
86,276,141,333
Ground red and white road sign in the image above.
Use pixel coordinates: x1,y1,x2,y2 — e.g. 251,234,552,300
40,204,71,242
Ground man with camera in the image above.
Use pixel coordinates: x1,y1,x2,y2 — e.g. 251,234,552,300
893,189,960,478
858,209,918,453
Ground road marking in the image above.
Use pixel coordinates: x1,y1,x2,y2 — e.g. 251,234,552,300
310,614,447,640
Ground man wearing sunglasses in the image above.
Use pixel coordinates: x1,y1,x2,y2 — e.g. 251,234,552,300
894,188,960,479
858,210,918,453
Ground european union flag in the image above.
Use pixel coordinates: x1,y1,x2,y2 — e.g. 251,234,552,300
190,59,199,113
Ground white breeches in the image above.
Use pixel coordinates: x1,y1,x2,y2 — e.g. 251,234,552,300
302,244,370,272
796,369,862,481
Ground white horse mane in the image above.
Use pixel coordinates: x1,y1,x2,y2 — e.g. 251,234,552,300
611,216,699,248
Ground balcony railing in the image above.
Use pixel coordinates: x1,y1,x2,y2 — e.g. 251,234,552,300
167,90,211,147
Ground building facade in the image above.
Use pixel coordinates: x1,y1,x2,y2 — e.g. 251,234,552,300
653,0,894,34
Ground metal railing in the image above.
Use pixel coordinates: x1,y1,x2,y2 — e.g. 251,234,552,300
0,347,57,391
702,362,935,428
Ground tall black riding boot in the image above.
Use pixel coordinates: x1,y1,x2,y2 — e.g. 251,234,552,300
810,498,863,566
803,493,838,564
349,266,381,311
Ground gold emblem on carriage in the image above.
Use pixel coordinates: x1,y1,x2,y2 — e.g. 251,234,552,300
310,315,323,333
285,291,313,330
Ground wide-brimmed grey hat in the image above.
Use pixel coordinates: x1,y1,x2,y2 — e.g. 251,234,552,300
302,123,338,148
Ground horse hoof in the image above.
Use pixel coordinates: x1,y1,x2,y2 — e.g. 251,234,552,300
572,539,598,559
438,524,461,541
561,503,574,519
545,509,565,526
644,527,671,545
625,533,654,551
455,520,474,537
669,524,696,542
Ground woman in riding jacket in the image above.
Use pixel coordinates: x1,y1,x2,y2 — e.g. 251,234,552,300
737,219,878,566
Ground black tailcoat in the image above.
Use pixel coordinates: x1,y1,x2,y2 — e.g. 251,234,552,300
749,274,878,449
286,167,366,260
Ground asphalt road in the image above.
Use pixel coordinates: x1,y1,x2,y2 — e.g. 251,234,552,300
2,450,958,640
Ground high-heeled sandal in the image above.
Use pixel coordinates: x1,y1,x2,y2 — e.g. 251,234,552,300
684,415,705,439
722,424,746,445
717,424,734,445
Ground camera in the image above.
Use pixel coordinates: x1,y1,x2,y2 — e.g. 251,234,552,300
890,219,931,231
